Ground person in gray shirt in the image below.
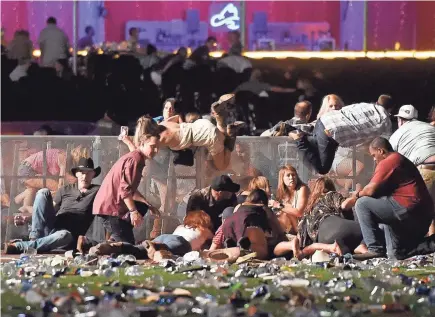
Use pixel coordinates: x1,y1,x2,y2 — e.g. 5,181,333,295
389,104,435,234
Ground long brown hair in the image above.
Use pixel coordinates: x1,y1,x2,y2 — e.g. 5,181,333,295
304,177,336,214
183,210,212,231
276,165,304,202
248,176,271,196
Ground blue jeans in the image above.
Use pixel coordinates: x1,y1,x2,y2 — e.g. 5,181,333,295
152,234,192,255
15,188,73,253
114,235,192,259
15,230,73,253
296,120,339,175
29,188,56,240
355,196,431,259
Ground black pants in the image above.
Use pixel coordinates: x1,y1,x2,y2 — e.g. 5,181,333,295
296,120,339,175
99,215,135,244
402,234,435,259
97,201,149,245
317,216,364,255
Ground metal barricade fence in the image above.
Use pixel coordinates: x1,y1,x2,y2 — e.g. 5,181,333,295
0,136,374,243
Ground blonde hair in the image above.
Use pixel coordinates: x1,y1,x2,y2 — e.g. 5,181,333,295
276,165,304,202
317,94,345,119
71,145,89,163
133,116,161,147
248,176,271,196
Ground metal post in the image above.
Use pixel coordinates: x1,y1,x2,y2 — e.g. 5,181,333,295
363,0,368,52
352,146,357,191
72,0,78,74
239,1,246,50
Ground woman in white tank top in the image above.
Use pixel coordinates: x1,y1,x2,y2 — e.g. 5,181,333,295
87,210,214,259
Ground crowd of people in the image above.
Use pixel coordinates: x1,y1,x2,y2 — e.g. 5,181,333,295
4,87,435,264
2,16,435,264
3,17,435,132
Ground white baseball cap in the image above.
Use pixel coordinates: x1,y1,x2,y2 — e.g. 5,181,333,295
394,104,418,120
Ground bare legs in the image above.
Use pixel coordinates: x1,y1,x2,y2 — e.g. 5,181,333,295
274,236,367,260
15,178,59,213
209,94,245,171
211,148,232,171
334,158,364,192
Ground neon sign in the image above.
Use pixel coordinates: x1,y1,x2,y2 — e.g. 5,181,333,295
210,3,240,31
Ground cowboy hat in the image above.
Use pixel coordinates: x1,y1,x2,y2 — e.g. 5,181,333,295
204,247,241,264
71,157,101,178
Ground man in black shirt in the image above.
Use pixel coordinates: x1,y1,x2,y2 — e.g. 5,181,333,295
186,175,239,232
190,36,217,65
5,158,100,254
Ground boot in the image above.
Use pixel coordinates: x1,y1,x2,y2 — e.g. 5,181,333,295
150,218,163,239
227,121,246,137
76,235,92,254
211,94,235,131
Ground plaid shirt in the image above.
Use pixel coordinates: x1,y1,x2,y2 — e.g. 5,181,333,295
320,103,392,147
212,225,224,248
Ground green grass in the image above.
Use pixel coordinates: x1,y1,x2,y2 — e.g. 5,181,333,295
2,264,435,316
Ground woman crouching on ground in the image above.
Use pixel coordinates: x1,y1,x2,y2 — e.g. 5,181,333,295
274,177,367,259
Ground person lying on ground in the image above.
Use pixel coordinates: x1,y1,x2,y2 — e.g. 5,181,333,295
84,210,214,261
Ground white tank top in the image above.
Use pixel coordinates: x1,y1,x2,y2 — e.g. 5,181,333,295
172,225,201,243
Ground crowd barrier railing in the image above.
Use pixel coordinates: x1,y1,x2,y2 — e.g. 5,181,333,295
1,136,372,243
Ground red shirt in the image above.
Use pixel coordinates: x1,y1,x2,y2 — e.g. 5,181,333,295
371,152,432,211
93,150,146,218
212,225,224,248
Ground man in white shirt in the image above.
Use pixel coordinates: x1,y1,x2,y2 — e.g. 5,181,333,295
38,17,69,67
389,104,435,234
290,95,393,174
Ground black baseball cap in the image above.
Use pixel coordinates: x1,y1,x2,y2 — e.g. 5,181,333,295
211,175,240,193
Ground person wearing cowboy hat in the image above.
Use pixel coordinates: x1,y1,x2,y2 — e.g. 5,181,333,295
5,158,101,254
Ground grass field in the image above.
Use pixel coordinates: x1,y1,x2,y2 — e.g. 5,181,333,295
2,261,435,316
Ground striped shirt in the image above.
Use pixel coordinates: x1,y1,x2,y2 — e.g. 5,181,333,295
320,103,392,147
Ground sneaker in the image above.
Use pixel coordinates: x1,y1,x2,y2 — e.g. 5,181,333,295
352,251,386,261
4,242,20,254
